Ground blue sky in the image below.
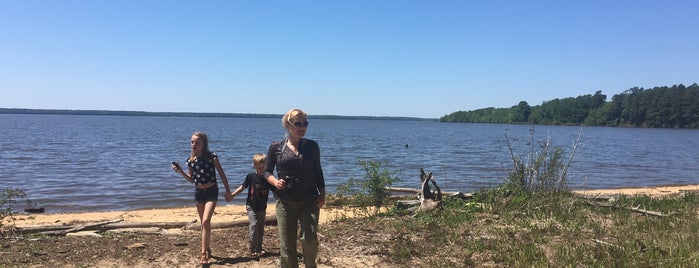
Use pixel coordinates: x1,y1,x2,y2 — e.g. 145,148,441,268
1,1,697,118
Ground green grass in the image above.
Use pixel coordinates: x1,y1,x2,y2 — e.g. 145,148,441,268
358,190,699,267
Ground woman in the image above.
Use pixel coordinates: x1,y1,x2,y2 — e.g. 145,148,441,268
172,132,233,265
265,108,326,268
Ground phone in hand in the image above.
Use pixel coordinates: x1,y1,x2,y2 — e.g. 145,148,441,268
171,161,181,170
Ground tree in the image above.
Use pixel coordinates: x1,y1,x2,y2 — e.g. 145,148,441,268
512,101,531,122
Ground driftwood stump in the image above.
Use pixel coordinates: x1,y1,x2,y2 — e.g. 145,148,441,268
417,168,442,212
395,168,444,214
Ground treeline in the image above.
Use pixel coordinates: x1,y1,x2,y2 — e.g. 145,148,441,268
440,83,699,128
0,108,433,121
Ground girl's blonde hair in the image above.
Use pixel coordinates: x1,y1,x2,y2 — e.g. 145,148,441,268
189,132,212,161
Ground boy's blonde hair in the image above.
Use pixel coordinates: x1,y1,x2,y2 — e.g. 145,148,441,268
252,153,266,164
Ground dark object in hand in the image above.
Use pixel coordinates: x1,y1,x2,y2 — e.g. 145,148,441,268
171,161,181,170
281,175,299,191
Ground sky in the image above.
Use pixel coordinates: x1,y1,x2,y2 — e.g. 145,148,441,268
1,1,697,118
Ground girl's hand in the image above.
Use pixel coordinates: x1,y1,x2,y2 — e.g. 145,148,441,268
224,192,233,202
171,162,182,172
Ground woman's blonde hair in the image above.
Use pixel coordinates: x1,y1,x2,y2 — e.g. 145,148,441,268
281,108,307,130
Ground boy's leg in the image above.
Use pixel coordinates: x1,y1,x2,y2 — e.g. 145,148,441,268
299,199,320,268
246,205,260,253
255,210,266,252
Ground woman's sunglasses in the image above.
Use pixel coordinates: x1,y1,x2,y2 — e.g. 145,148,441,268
292,121,309,128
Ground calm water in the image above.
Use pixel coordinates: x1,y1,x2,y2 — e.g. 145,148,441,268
2,114,698,213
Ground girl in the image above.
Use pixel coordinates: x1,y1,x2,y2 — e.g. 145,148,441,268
172,132,233,265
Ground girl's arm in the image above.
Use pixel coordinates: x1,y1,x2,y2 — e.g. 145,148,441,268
172,162,194,183
214,157,233,201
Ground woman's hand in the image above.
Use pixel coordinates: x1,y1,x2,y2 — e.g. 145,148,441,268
273,178,287,190
316,192,326,208
224,192,233,202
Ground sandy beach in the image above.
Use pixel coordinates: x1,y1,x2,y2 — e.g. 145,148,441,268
3,185,699,268
4,203,359,229
571,184,699,198
5,184,699,228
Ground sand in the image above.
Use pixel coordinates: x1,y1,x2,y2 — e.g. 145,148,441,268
4,203,357,229
6,184,699,228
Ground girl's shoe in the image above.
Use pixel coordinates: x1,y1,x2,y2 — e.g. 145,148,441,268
200,252,208,265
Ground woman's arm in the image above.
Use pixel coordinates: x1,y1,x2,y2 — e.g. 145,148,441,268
313,142,326,208
265,142,286,190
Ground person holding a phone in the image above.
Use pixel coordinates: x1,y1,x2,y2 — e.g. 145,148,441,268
264,108,326,268
171,131,233,265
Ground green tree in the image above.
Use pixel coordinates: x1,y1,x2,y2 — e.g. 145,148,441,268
512,101,531,122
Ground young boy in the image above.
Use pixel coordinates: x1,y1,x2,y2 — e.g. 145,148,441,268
231,153,270,257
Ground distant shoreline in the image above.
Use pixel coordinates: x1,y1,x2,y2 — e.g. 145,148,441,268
0,107,437,121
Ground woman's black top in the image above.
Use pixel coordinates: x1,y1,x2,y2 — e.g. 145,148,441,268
264,138,325,201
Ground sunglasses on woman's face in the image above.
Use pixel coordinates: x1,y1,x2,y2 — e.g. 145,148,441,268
292,121,309,128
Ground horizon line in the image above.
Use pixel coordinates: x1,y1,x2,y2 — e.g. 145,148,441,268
0,107,438,121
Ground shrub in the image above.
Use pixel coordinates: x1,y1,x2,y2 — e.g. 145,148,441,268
336,160,400,209
504,127,581,193
1,188,28,230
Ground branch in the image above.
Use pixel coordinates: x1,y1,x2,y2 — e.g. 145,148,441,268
585,200,667,217
592,238,622,250
40,219,123,236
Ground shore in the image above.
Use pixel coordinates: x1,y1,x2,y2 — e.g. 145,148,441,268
571,184,699,198
4,203,360,229
5,184,699,228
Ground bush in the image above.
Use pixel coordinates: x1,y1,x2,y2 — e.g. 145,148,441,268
504,127,581,193
336,160,400,209
1,188,28,230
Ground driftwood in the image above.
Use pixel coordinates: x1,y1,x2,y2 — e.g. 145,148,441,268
592,238,623,249
386,187,465,197
103,221,195,230
40,219,123,236
184,214,277,231
416,168,442,213
393,168,444,214
585,200,667,217
14,220,194,234
15,215,278,235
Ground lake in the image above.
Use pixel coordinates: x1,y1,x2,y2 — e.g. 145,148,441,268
1,114,697,213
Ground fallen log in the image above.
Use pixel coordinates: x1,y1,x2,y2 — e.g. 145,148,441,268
101,221,194,231
14,225,73,234
184,214,277,231
385,187,466,197
41,219,123,236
